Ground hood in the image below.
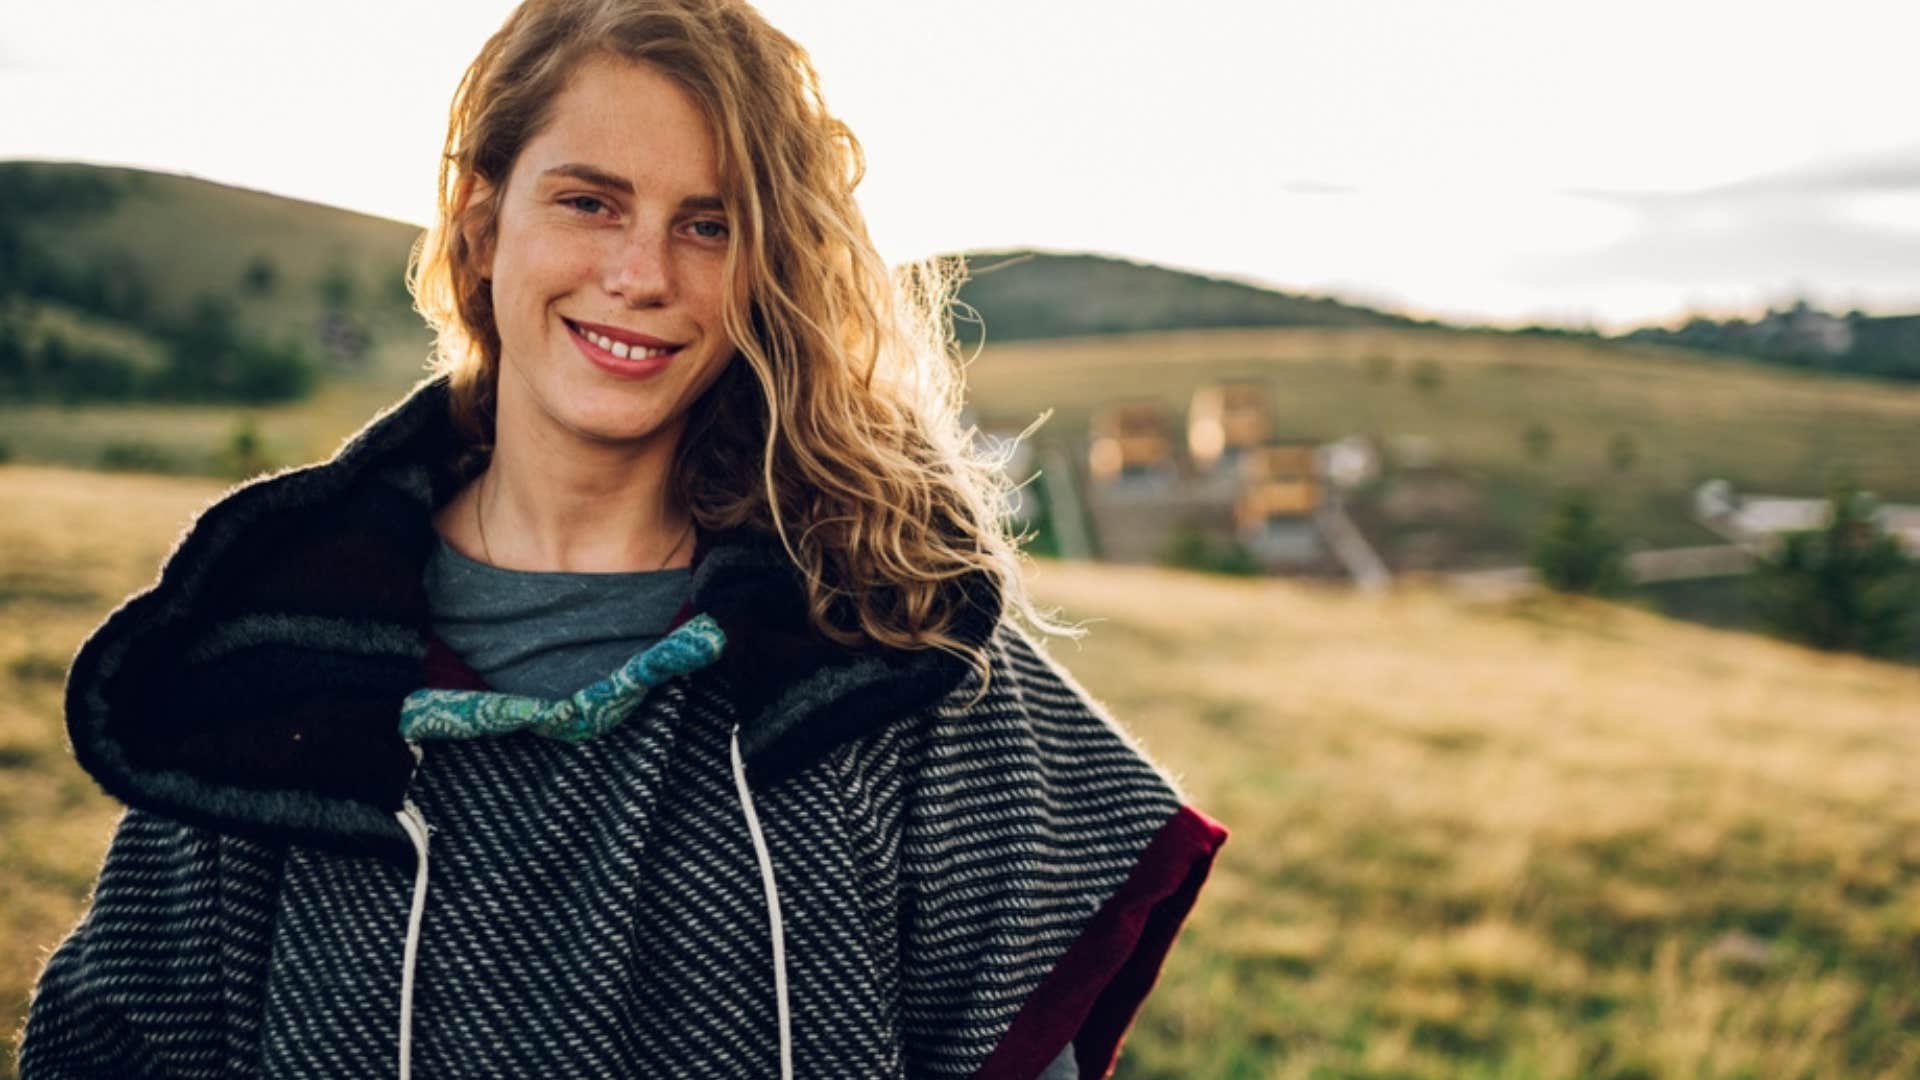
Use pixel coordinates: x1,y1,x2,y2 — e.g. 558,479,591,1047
64,373,1002,865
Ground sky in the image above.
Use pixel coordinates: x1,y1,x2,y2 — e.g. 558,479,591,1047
3,0,1918,331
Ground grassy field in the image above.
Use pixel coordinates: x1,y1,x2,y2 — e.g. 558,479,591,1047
5,465,1919,1078
0,371,427,476
967,326,1920,561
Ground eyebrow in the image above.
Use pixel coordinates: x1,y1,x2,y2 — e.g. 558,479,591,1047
540,163,725,211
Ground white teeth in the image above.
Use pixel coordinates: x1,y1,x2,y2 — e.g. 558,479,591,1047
576,322,672,360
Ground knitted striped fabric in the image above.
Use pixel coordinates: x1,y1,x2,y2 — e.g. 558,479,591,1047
15,374,1228,1079
21,628,1214,1077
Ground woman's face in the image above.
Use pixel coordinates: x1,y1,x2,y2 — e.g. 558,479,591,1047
474,55,738,457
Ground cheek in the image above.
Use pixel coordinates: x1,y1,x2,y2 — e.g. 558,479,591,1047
680,252,734,320
502,231,599,307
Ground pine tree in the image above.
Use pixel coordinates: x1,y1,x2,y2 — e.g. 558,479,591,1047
1530,487,1629,596
1746,482,1920,659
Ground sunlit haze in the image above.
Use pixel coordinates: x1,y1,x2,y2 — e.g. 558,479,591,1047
4,0,1917,330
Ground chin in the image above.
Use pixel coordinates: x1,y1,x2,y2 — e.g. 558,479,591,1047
562,413,666,446
567,399,684,445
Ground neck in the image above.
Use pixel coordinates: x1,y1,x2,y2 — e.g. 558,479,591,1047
456,412,694,575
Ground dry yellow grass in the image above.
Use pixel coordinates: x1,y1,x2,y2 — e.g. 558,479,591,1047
0,465,240,1079
5,463,1919,1078
1024,559,1920,1078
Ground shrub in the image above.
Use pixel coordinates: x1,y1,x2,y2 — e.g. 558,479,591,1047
162,296,316,403
1531,487,1629,596
1411,358,1445,393
1607,433,1639,473
220,416,275,479
0,317,25,389
1746,481,1920,659
242,253,279,296
318,259,359,311
1162,519,1265,576
1523,422,1554,462
229,338,316,401
98,440,175,473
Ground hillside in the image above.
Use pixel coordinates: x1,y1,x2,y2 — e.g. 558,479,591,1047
4,464,1918,1078
0,159,434,391
951,249,1423,344
964,326,1920,568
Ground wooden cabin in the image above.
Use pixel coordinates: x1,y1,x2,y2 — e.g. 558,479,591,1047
1088,400,1177,485
1188,380,1274,473
1233,443,1322,533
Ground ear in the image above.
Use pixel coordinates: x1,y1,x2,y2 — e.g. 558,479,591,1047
455,173,499,281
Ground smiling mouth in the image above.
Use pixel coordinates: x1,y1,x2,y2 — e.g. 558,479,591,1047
564,319,682,361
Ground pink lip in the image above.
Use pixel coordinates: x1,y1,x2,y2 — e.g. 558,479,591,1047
565,319,680,380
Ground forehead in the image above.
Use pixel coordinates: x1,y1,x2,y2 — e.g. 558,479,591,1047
515,55,721,194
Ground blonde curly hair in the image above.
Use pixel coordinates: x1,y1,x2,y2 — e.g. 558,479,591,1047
407,0,1073,691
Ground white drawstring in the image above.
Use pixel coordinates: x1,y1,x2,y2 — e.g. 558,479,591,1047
395,801,431,1080
730,724,793,1080
395,741,432,1080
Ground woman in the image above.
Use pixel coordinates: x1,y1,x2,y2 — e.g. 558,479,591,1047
18,1,1225,1077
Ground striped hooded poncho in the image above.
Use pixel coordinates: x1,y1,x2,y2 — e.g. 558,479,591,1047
15,374,1227,1079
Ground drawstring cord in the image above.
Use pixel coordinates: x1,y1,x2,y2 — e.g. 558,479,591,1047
731,723,793,1080
395,798,431,1080
396,740,430,1080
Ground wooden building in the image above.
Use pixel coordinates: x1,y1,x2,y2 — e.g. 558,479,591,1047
1188,380,1274,474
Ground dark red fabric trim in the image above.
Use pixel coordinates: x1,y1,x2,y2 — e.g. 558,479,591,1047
422,631,492,691
975,803,1228,1079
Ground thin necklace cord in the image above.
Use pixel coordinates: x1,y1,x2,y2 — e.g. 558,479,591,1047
475,467,692,571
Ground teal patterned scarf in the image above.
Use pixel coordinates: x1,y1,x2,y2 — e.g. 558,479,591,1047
398,614,727,744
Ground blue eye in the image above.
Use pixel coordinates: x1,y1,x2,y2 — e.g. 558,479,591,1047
564,195,608,215
690,219,728,240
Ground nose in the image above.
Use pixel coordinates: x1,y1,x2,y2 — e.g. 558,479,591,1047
603,224,673,307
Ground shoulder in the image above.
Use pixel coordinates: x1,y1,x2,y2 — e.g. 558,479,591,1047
863,618,1192,855
938,619,1191,800
852,619,1228,1077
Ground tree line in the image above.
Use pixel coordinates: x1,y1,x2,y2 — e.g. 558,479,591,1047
1620,301,1920,383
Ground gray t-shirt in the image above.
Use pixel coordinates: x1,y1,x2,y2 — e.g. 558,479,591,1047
422,534,693,697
